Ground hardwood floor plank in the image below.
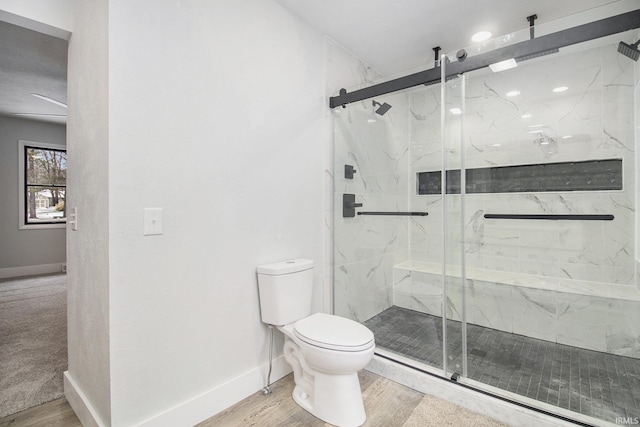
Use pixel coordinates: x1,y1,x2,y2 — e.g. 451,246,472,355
401,394,508,427
360,377,424,427
198,371,387,427
196,374,323,427
0,398,81,427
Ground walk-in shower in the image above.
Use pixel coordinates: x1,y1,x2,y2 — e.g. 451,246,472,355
331,6,640,426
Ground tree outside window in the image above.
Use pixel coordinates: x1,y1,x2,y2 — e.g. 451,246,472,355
24,146,67,224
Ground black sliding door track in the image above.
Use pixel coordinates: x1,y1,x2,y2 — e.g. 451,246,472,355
329,9,640,109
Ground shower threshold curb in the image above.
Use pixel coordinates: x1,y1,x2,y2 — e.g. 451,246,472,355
365,352,616,427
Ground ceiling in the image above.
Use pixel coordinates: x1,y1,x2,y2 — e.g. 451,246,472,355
276,0,622,76
0,0,629,126
0,19,67,125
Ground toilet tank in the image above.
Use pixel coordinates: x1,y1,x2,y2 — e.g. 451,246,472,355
257,258,314,326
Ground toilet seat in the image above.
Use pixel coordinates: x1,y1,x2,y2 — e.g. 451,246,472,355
294,313,374,352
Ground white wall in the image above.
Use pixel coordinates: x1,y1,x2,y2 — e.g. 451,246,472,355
74,1,327,425
0,116,66,275
65,0,111,425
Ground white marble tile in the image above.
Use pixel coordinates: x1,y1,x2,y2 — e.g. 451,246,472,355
606,299,640,358
392,267,413,310
471,280,512,333
556,294,608,352
511,287,556,342
334,257,395,323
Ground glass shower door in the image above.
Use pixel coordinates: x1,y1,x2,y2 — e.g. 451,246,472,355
440,63,468,380
444,23,640,425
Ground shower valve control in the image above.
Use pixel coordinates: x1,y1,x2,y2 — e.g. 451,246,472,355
345,165,357,179
343,193,362,218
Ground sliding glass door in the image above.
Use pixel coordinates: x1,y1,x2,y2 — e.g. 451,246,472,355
332,11,640,425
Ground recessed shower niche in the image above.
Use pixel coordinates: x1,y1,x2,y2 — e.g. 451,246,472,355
417,158,623,195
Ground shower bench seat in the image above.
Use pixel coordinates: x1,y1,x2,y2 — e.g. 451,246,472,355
392,260,640,359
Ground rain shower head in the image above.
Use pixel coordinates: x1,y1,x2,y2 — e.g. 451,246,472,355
618,40,640,61
372,100,392,115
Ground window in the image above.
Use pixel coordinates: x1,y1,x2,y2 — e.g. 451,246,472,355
18,140,67,228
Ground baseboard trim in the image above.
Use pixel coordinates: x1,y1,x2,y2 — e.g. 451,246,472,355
0,263,65,279
137,355,292,427
64,372,109,427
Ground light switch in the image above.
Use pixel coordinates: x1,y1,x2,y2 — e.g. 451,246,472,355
69,206,78,231
144,208,163,236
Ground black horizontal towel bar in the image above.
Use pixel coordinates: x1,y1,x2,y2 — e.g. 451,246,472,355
357,212,428,216
484,214,614,221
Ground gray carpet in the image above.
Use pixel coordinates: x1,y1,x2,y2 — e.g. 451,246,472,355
0,273,67,417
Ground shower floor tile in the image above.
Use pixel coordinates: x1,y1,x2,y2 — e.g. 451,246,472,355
363,306,640,424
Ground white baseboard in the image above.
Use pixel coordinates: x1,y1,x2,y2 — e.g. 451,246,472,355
64,372,108,427
137,355,292,427
0,263,65,279
65,356,292,427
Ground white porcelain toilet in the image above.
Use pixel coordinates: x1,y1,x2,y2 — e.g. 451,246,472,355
257,258,375,427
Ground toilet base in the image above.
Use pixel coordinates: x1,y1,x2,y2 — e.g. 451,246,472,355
291,372,366,427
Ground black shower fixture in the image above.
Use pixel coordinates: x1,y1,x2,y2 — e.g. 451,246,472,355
372,100,392,115
527,14,537,39
618,39,640,61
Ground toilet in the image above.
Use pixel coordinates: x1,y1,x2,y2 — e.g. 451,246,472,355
257,258,375,427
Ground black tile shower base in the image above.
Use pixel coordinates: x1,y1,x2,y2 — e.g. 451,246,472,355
363,306,640,424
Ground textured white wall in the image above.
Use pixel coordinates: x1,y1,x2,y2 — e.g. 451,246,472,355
106,1,326,425
66,0,111,425
0,116,66,271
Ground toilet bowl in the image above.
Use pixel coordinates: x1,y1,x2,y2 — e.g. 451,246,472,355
257,259,375,427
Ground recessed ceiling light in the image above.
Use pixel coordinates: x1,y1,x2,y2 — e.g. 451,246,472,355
521,114,532,119
492,143,502,147
472,31,492,43
562,135,573,139
449,108,462,115
12,113,67,118
506,90,520,97
552,86,568,93
489,58,517,73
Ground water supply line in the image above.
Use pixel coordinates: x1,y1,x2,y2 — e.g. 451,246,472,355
262,325,274,395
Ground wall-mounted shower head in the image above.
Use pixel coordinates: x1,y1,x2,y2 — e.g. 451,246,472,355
372,100,392,116
618,39,640,61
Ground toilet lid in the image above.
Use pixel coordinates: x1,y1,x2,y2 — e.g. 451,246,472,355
294,313,374,352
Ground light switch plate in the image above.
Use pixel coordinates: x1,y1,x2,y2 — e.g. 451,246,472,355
143,208,163,235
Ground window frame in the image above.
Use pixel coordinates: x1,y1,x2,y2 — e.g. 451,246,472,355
18,140,67,230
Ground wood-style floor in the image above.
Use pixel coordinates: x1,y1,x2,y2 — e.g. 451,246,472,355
0,371,506,427
0,398,81,427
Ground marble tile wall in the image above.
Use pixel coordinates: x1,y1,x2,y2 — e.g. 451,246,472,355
400,38,640,359
410,40,637,287
327,41,389,319
393,265,640,359
330,40,411,322
333,98,411,322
